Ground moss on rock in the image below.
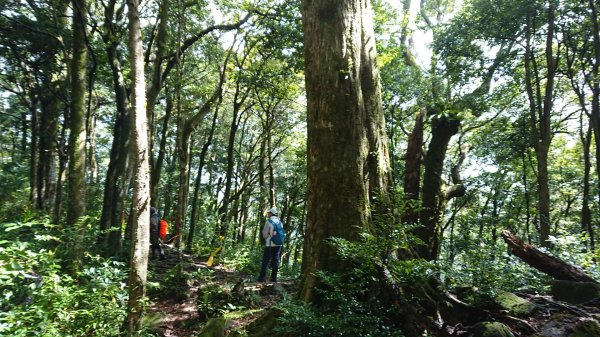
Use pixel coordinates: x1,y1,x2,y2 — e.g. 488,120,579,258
569,319,600,337
495,292,536,317
471,322,515,337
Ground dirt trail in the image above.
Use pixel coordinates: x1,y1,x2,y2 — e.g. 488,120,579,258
147,247,292,337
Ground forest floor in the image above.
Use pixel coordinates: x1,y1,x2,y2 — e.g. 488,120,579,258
147,246,295,337
145,246,600,337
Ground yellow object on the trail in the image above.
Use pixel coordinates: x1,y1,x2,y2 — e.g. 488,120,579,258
206,236,225,267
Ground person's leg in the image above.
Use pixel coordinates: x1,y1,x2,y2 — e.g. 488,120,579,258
150,234,159,259
150,239,158,259
158,242,165,260
270,246,282,282
257,247,271,282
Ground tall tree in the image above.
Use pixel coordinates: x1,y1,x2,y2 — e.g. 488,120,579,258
65,0,88,276
125,0,150,333
523,0,558,247
99,0,132,255
299,0,391,302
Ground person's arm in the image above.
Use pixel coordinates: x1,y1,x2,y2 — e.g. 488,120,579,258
262,220,272,240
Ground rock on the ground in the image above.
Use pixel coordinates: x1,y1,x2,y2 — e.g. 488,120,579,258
197,317,233,337
551,280,600,305
495,292,536,317
470,322,515,337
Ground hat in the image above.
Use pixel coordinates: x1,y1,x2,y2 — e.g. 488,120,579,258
267,207,278,215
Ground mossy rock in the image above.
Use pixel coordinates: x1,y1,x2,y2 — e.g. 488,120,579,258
197,317,233,337
551,280,600,305
569,319,600,337
471,322,515,337
495,292,536,317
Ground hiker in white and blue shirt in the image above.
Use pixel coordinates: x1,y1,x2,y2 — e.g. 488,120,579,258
257,207,283,282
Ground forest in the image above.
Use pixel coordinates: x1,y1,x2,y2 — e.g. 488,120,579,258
1,0,600,336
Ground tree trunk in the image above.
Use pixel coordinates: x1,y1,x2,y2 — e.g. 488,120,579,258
299,0,391,303
125,0,150,333
38,92,60,211
219,90,243,236
403,109,424,224
588,0,600,216
523,1,556,247
501,230,597,283
581,119,594,251
146,0,170,155
53,125,68,225
99,0,132,256
66,0,88,277
30,96,39,207
150,96,173,206
415,115,459,260
187,107,220,250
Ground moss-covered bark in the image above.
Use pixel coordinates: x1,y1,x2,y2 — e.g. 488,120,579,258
299,0,391,302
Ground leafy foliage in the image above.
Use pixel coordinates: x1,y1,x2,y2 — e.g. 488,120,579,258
275,269,404,337
0,221,133,336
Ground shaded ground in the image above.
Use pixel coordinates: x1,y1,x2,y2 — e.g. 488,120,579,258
147,246,295,337
146,247,600,337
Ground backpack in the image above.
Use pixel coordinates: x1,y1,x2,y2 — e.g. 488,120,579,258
268,219,285,246
159,219,168,239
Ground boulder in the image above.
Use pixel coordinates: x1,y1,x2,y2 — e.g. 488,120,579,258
569,318,600,337
197,317,233,337
495,292,536,317
551,280,600,305
471,322,515,337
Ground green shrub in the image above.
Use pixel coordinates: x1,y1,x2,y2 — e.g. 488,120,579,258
150,265,192,301
274,270,404,337
0,220,147,337
196,283,234,320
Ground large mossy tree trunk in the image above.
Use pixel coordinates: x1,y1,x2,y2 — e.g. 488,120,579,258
125,0,150,333
67,0,87,227
298,0,391,303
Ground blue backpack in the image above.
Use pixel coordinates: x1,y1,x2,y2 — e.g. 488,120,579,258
268,219,285,246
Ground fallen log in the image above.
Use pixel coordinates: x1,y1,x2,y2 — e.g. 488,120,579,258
501,230,597,283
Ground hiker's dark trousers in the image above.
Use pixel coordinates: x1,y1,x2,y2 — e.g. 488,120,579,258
259,245,281,282
150,231,164,259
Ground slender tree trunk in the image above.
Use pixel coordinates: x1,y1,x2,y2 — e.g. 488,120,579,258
175,123,191,249
523,1,556,247
299,0,391,303
219,100,240,235
187,117,218,249
30,96,39,207
588,0,600,213
39,93,59,211
99,0,132,255
147,0,170,163
150,96,173,206
415,115,459,260
125,0,150,333
518,147,531,243
403,109,424,224
53,124,68,225
581,120,594,250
